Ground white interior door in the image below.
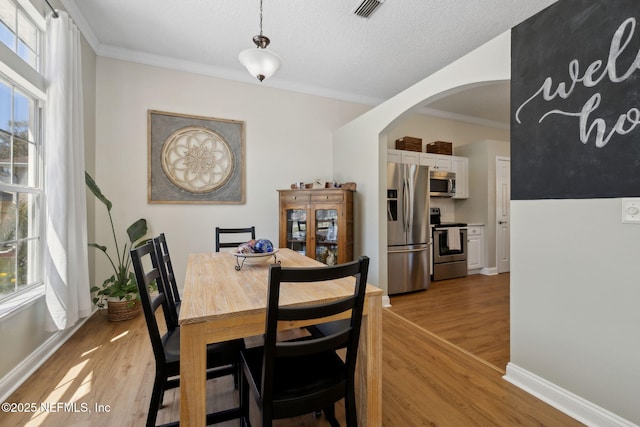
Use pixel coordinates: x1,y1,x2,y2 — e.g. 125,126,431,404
496,157,510,273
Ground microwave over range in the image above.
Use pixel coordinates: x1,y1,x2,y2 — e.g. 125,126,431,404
430,170,456,197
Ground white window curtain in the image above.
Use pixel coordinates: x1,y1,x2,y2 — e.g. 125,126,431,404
44,11,91,330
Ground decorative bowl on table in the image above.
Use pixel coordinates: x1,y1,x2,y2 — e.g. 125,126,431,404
232,239,278,270
233,248,279,264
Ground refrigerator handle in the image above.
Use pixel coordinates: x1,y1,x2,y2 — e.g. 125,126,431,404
403,178,410,232
407,175,414,231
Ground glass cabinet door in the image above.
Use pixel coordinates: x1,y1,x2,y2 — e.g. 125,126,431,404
315,208,338,265
285,208,307,255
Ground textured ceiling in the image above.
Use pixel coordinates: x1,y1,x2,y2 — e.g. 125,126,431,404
60,0,558,125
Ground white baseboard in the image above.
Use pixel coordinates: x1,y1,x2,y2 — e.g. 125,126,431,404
504,363,638,427
480,266,498,275
382,295,391,307
0,314,92,403
468,267,497,276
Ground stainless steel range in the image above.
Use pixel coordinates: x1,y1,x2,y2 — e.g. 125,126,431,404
430,208,468,281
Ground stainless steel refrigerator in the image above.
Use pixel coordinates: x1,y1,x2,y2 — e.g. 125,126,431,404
387,162,430,295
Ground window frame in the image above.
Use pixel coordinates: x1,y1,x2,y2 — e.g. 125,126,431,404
0,0,45,317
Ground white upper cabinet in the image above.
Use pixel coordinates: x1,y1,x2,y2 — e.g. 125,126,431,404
401,151,420,165
451,156,468,199
418,153,435,168
419,153,451,171
387,149,402,163
387,149,419,164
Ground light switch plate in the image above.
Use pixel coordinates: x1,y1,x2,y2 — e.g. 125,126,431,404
622,198,640,223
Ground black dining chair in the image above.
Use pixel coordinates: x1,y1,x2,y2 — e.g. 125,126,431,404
152,233,181,329
131,241,244,427
239,256,370,427
306,318,351,346
215,226,255,252
151,233,245,387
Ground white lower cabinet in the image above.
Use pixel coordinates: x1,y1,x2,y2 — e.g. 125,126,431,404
467,225,485,272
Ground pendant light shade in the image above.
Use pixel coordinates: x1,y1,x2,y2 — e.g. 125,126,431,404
238,36,281,82
239,0,281,82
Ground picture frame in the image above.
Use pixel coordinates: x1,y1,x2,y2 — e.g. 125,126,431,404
147,110,245,204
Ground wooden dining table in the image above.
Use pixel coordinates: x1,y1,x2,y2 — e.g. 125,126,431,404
178,248,383,426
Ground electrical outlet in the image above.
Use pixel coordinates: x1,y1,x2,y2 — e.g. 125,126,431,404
622,198,640,223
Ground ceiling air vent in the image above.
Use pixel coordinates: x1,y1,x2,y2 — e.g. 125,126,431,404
353,0,385,19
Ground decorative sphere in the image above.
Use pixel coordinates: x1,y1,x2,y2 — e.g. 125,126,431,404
253,239,274,253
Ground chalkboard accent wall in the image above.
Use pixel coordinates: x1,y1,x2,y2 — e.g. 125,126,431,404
511,0,640,199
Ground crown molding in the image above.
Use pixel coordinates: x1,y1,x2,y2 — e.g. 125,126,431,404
98,43,384,107
59,0,100,52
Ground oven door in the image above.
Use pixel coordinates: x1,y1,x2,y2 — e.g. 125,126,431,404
433,228,467,263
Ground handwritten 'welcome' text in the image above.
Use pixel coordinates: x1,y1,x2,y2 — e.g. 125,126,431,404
515,17,640,148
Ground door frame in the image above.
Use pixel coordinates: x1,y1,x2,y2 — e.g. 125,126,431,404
495,156,510,273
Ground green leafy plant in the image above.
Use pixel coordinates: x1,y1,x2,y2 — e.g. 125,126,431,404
86,172,149,309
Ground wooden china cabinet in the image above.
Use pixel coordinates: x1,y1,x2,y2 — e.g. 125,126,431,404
278,188,354,265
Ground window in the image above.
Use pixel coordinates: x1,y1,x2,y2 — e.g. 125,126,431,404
0,76,42,301
0,0,40,70
0,0,43,309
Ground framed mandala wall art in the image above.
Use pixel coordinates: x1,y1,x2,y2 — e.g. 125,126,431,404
148,110,245,204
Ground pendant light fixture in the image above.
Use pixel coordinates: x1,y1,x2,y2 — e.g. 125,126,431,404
238,0,281,82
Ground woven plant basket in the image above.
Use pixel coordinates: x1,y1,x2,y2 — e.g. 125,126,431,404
107,299,141,322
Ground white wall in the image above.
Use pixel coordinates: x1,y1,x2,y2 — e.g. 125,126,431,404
456,139,510,268
510,199,640,424
93,58,369,288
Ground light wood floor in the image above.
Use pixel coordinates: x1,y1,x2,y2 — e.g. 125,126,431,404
389,273,510,371
1,274,583,426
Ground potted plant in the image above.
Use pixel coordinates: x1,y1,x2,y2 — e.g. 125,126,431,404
86,172,149,321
